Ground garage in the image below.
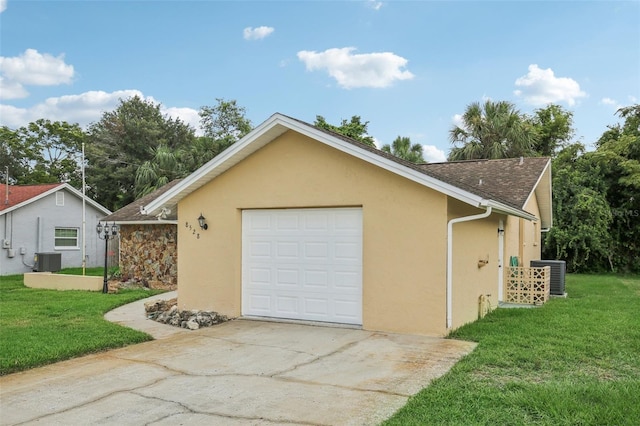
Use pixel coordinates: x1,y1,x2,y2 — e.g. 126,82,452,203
242,208,363,325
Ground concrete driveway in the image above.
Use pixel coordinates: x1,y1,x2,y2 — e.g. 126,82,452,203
1,294,476,425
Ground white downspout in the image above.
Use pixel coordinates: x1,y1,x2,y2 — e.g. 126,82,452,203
446,206,492,330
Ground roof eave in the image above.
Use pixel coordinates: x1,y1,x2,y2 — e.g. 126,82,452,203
144,114,488,216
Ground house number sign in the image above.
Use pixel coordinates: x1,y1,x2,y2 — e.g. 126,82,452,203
184,222,200,239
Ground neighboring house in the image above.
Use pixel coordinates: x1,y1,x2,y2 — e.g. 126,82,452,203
101,180,181,290
142,113,552,336
0,183,111,276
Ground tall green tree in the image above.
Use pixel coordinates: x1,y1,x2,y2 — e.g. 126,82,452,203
543,104,640,273
381,136,425,163
135,99,253,198
543,144,614,272
0,120,85,187
448,100,536,160
0,126,29,184
527,104,574,156
199,98,252,142
591,105,640,272
86,96,196,210
314,115,376,146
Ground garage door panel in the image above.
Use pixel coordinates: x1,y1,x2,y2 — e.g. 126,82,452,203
242,208,362,325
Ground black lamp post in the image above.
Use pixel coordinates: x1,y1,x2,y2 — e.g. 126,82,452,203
96,221,119,293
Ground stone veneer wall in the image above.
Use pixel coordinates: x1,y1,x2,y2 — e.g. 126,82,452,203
119,224,177,290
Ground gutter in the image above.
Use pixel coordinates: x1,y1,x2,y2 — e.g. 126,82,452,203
446,205,493,330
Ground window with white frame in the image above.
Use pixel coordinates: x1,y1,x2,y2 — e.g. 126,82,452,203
56,192,64,206
55,227,78,248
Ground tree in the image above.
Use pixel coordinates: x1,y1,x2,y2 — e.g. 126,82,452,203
135,99,254,198
0,120,85,187
314,115,376,146
0,126,29,184
543,144,613,272
86,96,196,211
448,100,536,160
199,98,252,142
591,105,640,272
527,104,574,156
543,104,640,273
381,136,425,163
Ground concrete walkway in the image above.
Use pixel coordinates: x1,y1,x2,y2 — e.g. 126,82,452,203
0,293,477,426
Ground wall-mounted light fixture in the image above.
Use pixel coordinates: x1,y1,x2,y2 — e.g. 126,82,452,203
197,213,208,230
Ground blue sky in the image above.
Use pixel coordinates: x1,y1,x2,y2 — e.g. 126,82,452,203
1,0,638,162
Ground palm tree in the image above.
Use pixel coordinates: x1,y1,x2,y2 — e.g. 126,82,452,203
382,136,425,163
448,100,536,161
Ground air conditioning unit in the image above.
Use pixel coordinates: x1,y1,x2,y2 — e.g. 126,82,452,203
33,252,62,272
530,260,566,295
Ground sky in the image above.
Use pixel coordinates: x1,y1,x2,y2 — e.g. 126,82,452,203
1,0,638,162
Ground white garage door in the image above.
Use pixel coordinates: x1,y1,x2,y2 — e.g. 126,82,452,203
242,208,362,325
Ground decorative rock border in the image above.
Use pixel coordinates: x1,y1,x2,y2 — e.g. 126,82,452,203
144,298,228,330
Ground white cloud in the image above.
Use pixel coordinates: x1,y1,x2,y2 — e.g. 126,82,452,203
422,145,447,163
367,1,383,11
629,95,638,103
601,97,617,106
243,26,274,40
0,0,6,13
514,64,586,106
0,48,74,86
0,49,74,99
0,89,200,134
452,113,464,129
297,47,414,89
163,106,202,134
0,76,28,99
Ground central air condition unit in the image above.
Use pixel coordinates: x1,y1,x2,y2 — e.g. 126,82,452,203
33,252,62,272
530,260,566,295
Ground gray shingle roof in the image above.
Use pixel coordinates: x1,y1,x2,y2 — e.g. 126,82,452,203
286,114,549,212
421,157,550,211
103,179,183,222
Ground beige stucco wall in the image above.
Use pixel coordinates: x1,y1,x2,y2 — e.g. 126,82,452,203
521,195,542,265
503,195,542,270
119,224,177,290
24,272,102,291
447,200,502,329
177,130,450,335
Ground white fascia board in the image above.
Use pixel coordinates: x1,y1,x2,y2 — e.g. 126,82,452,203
271,116,486,208
110,220,178,225
0,184,64,216
1,183,111,216
144,113,497,215
485,199,538,221
523,159,552,228
143,114,287,215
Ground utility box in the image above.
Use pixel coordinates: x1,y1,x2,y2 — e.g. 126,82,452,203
33,252,62,272
530,260,566,295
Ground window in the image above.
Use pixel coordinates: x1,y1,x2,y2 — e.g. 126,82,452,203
55,228,78,248
56,192,64,206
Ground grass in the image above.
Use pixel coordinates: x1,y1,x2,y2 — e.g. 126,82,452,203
384,274,640,425
0,269,164,376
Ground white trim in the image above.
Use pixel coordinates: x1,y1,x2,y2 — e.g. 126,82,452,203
0,183,111,216
111,220,178,225
143,114,536,220
498,219,504,302
522,159,552,229
447,207,492,330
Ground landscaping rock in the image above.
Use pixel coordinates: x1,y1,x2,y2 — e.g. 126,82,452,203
144,297,228,330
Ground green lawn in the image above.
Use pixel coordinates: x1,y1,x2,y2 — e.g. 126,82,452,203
385,274,640,425
0,270,163,375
